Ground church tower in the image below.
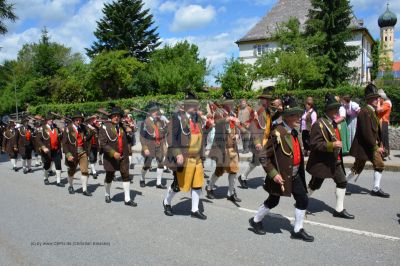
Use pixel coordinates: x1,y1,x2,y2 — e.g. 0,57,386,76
378,3,397,63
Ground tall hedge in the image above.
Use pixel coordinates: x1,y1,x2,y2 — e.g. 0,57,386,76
27,85,399,124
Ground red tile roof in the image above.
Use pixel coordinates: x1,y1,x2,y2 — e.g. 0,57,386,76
393,61,400,71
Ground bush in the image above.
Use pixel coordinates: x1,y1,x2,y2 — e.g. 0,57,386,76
26,85,399,124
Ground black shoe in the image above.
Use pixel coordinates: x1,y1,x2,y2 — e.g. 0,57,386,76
291,229,314,242
44,179,50,185
28,168,33,173
23,169,28,174
13,167,18,172
204,174,210,179
105,195,111,203
163,201,173,216
238,175,248,189
163,168,171,173
227,193,242,203
333,209,355,219
345,191,352,196
56,182,65,187
140,181,146,188
191,211,207,220
124,200,138,207
206,188,215,199
249,217,266,235
156,184,167,189
83,191,92,197
93,173,98,179
371,189,390,198
68,186,75,194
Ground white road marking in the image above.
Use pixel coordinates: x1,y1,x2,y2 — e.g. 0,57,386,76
239,207,400,241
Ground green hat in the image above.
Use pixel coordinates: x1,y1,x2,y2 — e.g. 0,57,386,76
364,83,380,101
258,86,274,99
146,102,160,114
71,111,84,120
108,107,124,118
184,92,199,106
282,95,302,116
222,91,235,105
324,93,341,111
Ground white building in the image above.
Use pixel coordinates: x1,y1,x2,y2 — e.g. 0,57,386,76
236,0,375,89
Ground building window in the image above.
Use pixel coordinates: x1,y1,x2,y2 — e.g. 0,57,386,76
385,36,387,41
253,44,269,56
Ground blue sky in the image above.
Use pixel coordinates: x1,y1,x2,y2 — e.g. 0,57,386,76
1,0,399,84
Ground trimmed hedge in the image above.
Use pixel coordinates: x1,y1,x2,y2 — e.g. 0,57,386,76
27,85,399,124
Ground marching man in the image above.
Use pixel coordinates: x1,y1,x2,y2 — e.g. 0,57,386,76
346,84,390,198
140,102,168,189
17,117,34,174
306,94,355,219
238,87,273,189
99,107,137,207
163,92,207,219
36,113,63,186
62,112,94,196
206,91,242,203
2,120,19,171
86,115,100,179
249,96,314,242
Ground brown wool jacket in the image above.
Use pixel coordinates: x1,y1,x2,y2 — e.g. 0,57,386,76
349,106,382,161
262,124,307,197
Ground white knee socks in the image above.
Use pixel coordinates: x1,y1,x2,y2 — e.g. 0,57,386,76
164,187,177,205
27,159,32,169
43,170,49,180
254,204,270,223
156,168,163,185
81,175,88,192
191,189,201,212
294,208,306,233
243,163,256,180
122,182,131,202
90,164,96,174
335,188,346,212
227,174,236,196
207,173,220,190
56,170,61,184
22,160,27,170
373,171,382,191
68,175,74,187
141,169,147,182
105,182,111,197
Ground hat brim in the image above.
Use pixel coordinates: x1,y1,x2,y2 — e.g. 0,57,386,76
283,107,303,116
72,116,84,120
325,102,341,111
258,95,273,99
365,93,381,100
184,99,199,106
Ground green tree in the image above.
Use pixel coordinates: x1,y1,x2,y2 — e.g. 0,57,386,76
256,18,322,90
134,41,208,95
50,61,93,103
86,0,160,61
215,57,256,93
89,50,143,99
370,39,380,81
0,0,17,35
305,0,359,87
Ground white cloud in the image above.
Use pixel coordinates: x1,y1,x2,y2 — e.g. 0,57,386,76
171,5,216,32
159,1,178,13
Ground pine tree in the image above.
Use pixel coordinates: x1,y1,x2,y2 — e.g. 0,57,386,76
86,0,160,61
305,0,359,87
0,0,17,35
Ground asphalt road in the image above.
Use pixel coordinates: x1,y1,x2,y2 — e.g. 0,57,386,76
0,154,399,265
